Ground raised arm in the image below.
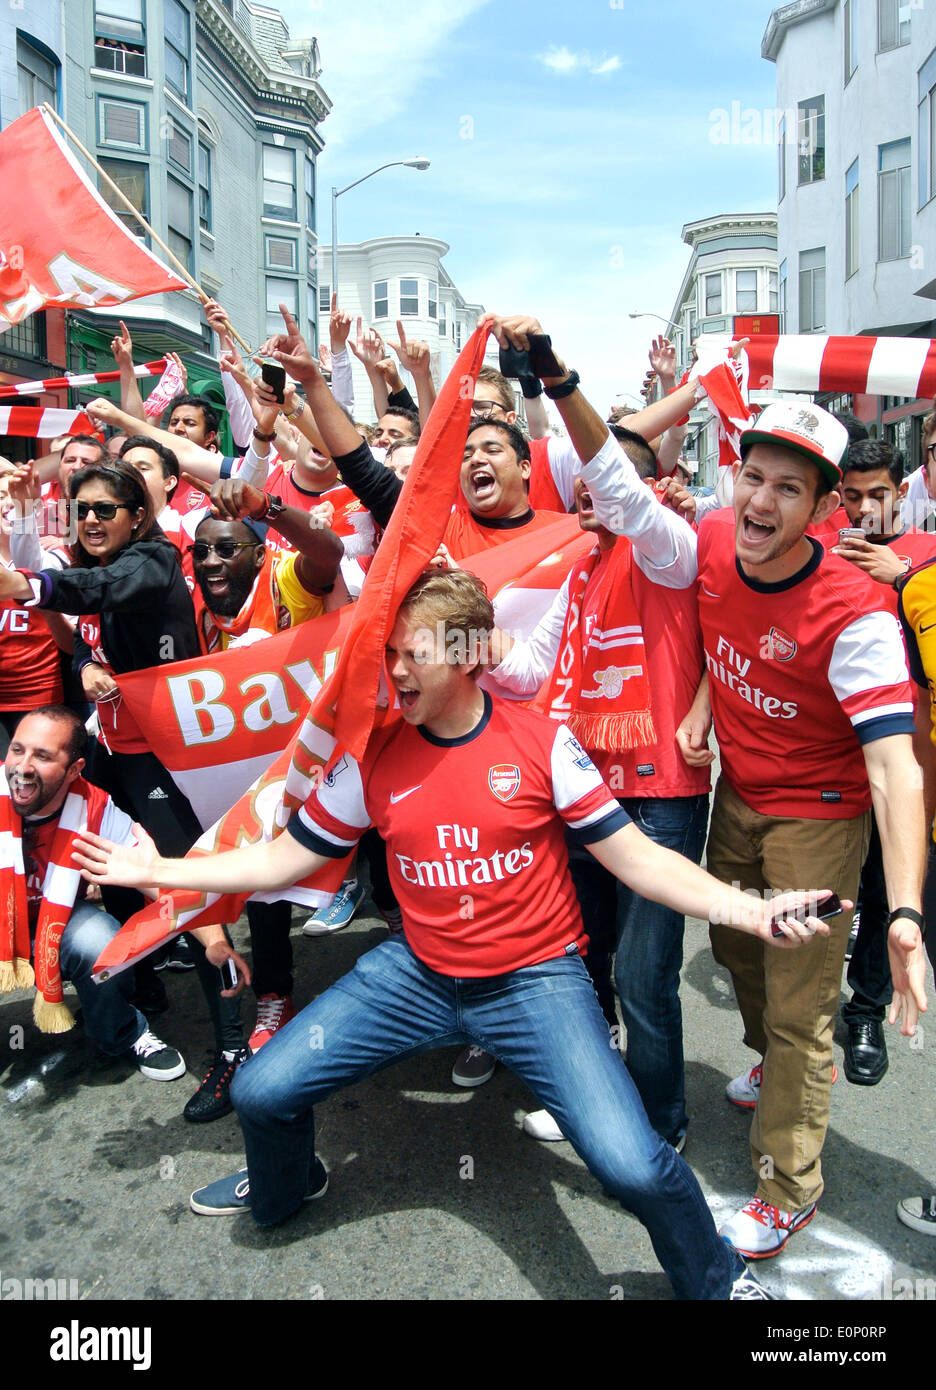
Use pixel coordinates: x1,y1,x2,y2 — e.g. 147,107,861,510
110,320,146,422
85,397,224,484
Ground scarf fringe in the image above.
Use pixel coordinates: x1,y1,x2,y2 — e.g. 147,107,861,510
0,957,34,991
568,710,657,752
33,995,75,1035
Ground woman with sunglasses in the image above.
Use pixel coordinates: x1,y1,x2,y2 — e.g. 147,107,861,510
0,460,253,1104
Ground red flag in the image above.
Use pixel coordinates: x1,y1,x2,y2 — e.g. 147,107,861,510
0,107,186,330
93,325,495,980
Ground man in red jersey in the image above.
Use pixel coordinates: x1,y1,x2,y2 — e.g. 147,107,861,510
667,402,928,1260
74,569,840,1299
828,439,936,1086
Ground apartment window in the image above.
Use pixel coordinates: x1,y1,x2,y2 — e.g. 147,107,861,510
428,279,438,319
307,284,316,344
798,95,825,184
318,284,330,313
768,271,778,313
704,273,722,316
98,97,145,151
439,303,447,336
779,259,787,331
166,174,192,272
94,1,145,76
688,308,698,345
99,157,148,239
373,280,388,318
166,118,192,175
845,158,860,278
164,0,190,102
844,0,858,81
17,36,57,111
265,235,298,272
198,141,211,231
400,278,419,316
266,277,298,337
262,146,296,221
778,114,786,202
735,270,757,313
304,158,315,228
879,139,911,259
878,0,910,52
799,247,826,332
456,320,462,349
919,47,936,207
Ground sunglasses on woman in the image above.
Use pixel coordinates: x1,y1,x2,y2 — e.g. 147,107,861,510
69,500,137,522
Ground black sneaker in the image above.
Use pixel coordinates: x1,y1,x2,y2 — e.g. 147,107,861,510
159,936,195,971
183,1048,249,1123
130,1029,186,1081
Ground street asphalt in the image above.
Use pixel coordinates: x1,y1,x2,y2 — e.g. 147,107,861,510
3,889,934,1305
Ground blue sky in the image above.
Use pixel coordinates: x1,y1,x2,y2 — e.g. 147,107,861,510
278,0,782,413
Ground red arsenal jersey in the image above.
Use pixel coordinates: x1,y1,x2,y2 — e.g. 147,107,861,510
289,693,630,976
697,508,914,818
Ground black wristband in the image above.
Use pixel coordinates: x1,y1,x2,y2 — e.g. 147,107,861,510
887,907,925,931
543,369,580,400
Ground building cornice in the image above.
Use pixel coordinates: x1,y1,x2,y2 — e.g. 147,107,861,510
195,0,332,123
682,213,778,247
762,0,838,62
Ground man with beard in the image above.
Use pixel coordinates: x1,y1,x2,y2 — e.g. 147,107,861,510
188,476,347,1055
0,706,184,1078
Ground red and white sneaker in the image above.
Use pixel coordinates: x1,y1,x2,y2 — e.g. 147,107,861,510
725,1060,837,1109
249,993,296,1053
720,1196,818,1259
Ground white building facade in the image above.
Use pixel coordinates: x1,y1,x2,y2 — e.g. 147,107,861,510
317,236,501,422
667,212,781,484
764,0,936,455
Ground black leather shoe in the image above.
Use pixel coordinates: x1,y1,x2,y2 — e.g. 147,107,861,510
844,1018,888,1085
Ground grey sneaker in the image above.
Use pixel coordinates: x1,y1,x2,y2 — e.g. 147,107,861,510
451,1045,496,1087
190,1157,328,1216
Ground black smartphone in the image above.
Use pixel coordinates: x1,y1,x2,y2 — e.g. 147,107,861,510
260,359,286,403
218,957,238,991
771,892,844,937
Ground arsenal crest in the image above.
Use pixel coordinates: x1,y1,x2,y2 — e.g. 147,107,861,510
488,763,521,802
767,626,797,661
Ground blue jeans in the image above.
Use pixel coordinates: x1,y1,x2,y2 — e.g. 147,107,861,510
231,936,742,1298
570,794,709,1144
57,901,148,1055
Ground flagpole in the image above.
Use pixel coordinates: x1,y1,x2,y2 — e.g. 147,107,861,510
40,103,252,355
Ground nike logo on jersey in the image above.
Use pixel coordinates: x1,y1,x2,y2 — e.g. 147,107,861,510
701,584,721,598
389,786,422,804
920,621,936,634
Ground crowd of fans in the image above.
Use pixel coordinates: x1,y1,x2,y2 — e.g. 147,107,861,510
2,298,935,1300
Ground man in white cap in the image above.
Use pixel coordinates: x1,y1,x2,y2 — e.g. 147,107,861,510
675,400,927,1259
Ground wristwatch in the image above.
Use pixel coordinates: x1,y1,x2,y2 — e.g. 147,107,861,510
543,369,580,400
284,403,304,421
260,493,285,521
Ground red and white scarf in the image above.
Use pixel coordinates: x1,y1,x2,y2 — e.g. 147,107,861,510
194,546,289,653
0,771,107,1033
543,540,655,750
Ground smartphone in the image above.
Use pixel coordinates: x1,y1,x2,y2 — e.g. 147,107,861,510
771,892,844,937
838,527,866,544
218,957,238,991
260,359,286,403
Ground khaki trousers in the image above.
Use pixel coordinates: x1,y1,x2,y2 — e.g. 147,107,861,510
707,777,870,1211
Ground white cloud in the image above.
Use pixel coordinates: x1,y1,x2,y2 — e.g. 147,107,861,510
537,45,580,73
276,0,493,145
535,47,622,77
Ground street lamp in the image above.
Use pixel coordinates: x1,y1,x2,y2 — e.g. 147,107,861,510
330,159,431,303
628,311,682,335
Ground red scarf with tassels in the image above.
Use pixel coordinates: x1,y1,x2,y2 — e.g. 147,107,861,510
0,770,107,1033
543,539,655,751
